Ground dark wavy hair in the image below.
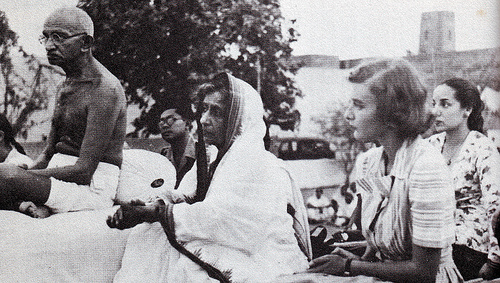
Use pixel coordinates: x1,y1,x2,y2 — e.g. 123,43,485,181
167,104,194,122
194,74,231,121
348,58,430,139
0,114,26,155
195,74,230,104
441,78,484,133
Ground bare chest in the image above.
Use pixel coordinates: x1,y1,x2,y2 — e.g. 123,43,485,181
53,83,93,141
441,143,462,165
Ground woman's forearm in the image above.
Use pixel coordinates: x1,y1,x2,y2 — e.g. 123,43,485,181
351,259,436,283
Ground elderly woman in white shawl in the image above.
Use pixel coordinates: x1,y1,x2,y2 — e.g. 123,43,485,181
107,73,310,282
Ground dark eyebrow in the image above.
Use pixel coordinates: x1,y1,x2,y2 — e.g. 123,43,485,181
204,101,223,109
352,98,364,105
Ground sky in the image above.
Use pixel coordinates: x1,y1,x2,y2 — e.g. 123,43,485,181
281,0,499,58
1,0,498,59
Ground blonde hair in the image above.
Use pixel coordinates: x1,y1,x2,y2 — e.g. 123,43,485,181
349,58,430,139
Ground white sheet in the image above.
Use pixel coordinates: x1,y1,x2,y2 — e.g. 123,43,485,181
0,208,129,282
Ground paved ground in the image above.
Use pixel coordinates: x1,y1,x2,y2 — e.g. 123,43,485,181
284,158,346,190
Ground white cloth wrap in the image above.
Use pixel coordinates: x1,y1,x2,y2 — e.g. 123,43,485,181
114,74,310,282
45,153,119,213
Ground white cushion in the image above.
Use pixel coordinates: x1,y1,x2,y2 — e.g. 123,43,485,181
115,149,176,203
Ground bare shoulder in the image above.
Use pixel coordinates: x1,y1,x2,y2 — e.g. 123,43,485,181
98,75,125,98
90,62,126,106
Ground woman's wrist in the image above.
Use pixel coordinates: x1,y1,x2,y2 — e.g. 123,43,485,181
145,199,165,222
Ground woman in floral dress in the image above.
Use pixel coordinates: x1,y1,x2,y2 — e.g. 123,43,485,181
429,78,500,280
308,58,462,282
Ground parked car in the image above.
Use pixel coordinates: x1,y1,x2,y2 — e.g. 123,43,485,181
270,137,346,221
271,137,335,160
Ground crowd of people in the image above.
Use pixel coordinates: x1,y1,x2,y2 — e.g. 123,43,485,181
306,185,358,227
0,6,499,282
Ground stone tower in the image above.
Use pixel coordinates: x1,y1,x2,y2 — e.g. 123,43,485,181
419,11,455,54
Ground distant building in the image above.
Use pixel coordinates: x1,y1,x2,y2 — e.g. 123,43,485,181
291,10,497,92
290,55,340,68
288,10,498,138
406,47,499,90
419,11,456,55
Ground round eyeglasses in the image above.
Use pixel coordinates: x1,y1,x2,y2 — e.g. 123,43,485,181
39,32,87,45
159,116,180,127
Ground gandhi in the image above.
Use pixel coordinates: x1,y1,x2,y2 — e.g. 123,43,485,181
0,7,126,218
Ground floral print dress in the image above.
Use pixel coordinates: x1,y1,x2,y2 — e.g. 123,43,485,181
487,129,500,153
429,131,500,263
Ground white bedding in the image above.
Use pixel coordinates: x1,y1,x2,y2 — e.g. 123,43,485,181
0,149,177,282
0,208,130,282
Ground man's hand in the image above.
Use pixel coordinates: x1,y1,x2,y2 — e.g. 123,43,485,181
55,135,80,157
18,201,52,218
331,247,361,260
17,163,28,170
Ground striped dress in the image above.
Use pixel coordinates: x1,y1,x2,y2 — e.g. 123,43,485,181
353,136,463,282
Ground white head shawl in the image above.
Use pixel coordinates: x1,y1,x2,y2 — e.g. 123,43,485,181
211,73,312,261
213,73,266,159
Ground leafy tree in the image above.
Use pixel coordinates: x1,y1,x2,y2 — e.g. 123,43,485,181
77,0,301,136
0,11,54,138
0,10,18,115
313,102,370,184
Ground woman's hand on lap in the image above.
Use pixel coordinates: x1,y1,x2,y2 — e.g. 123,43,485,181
331,247,360,260
307,254,347,275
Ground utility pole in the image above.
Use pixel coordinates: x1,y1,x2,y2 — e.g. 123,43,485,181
431,47,436,89
256,54,262,95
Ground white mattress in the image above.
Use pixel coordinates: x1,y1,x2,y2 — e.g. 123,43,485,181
0,208,130,282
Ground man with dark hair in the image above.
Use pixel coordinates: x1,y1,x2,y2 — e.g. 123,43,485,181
159,107,196,189
306,188,334,223
0,6,126,217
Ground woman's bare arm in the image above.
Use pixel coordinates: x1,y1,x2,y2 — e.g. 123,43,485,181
350,244,440,282
308,243,440,283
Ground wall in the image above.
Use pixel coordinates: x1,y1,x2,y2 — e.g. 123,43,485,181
406,47,499,90
291,55,340,68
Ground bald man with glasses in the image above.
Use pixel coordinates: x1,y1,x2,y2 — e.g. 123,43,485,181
0,6,126,218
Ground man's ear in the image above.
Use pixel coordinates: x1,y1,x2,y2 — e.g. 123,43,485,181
81,35,94,52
